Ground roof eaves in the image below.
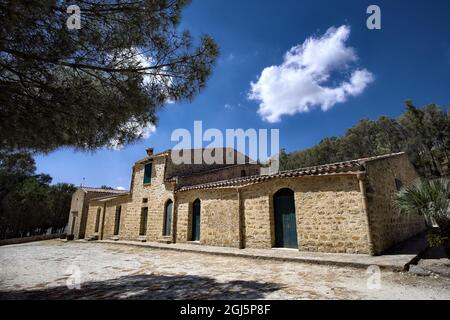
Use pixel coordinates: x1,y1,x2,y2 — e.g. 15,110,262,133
135,150,170,164
174,152,406,193
89,192,130,202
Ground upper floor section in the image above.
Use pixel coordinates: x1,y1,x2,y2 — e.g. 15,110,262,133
129,147,261,193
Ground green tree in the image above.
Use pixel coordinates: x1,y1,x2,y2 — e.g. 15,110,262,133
373,116,406,155
48,183,76,233
395,178,450,258
398,101,450,177
2,176,52,237
279,102,449,177
0,0,219,152
339,118,379,159
0,151,36,236
0,151,76,239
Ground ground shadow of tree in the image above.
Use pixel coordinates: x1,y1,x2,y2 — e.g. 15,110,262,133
0,273,282,300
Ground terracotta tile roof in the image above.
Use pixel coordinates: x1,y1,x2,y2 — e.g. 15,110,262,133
89,192,130,202
175,152,406,192
81,187,129,194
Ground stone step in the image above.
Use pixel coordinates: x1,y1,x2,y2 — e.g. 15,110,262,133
157,236,172,244
86,236,98,241
137,236,147,242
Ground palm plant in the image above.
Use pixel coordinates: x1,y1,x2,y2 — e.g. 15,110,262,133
395,178,450,258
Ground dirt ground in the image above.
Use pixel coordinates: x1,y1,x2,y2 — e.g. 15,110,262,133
0,240,449,300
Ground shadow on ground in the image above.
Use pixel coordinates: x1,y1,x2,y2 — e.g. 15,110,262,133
408,245,450,278
383,232,429,255
0,273,282,300
421,246,448,260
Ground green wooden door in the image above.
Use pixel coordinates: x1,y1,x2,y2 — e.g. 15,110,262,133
274,189,298,248
164,201,173,236
192,199,201,241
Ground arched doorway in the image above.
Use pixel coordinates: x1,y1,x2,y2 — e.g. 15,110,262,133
273,188,298,248
191,199,201,241
163,200,173,236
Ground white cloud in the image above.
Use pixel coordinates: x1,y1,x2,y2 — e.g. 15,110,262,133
109,118,156,151
139,123,156,139
249,25,374,123
224,103,233,110
131,48,175,104
116,186,126,191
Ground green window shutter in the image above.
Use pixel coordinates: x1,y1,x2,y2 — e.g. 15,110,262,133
143,162,152,184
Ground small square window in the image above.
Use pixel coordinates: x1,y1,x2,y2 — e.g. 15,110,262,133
142,198,148,203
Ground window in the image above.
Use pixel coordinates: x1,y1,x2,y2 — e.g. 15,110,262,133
94,207,101,232
163,200,173,236
143,162,152,184
241,169,246,177
142,198,148,203
395,178,403,191
139,207,148,236
114,205,121,235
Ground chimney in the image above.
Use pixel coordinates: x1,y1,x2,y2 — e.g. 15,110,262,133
146,147,154,156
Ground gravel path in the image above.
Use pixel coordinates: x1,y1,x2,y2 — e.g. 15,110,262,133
0,240,449,299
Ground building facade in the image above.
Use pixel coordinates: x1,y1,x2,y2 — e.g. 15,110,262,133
67,187,128,239
78,148,426,255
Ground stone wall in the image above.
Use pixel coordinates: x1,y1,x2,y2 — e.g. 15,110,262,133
364,154,426,254
86,195,131,240
67,189,85,239
174,174,370,254
100,153,259,243
126,156,174,241
85,200,102,238
175,188,240,248
102,196,131,239
240,175,371,254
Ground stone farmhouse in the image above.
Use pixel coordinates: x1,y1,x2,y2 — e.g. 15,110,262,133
67,148,426,255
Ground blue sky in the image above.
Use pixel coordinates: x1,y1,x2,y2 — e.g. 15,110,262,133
36,0,450,189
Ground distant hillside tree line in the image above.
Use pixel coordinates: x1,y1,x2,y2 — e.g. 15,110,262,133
0,151,76,239
279,101,450,178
